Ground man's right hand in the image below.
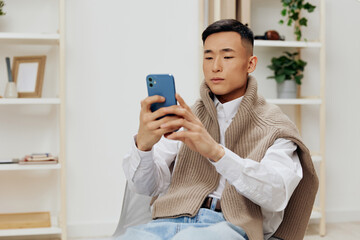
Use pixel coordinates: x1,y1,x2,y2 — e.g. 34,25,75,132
136,95,181,151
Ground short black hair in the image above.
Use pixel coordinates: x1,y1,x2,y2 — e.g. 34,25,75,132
202,19,254,54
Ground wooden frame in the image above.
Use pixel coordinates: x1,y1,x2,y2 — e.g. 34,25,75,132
12,55,46,98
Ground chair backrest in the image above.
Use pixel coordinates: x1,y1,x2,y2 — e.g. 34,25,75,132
112,181,153,237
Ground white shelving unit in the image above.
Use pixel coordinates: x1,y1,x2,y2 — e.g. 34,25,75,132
0,32,60,45
0,98,60,104
0,226,62,237
266,98,322,105
254,40,322,48
200,0,326,237
0,163,61,171
0,0,66,239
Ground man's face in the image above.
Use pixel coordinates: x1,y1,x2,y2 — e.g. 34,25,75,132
203,31,257,103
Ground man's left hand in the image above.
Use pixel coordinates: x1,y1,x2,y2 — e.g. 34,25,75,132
160,93,225,162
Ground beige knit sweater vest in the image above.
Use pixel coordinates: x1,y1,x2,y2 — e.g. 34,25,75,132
152,76,318,240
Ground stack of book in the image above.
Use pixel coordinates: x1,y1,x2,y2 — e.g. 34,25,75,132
19,153,58,165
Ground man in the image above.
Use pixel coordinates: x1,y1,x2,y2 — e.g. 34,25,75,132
122,19,318,240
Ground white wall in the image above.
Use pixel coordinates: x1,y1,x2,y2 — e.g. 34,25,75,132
65,0,200,237
323,0,360,222
65,0,360,238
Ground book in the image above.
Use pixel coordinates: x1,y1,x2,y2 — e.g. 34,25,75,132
19,159,58,165
24,156,56,161
0,212,51,229
27,153,52,158
0,158,19,164
25,153,54,161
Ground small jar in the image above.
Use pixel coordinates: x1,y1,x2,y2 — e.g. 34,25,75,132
4,81,18,98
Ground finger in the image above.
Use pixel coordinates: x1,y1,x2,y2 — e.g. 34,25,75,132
163,105,196,123
147,115,181,130
176,93,191,111
160,118,197,132
165,132,185,141
141,95,165,111
166,130,196,141
152,104,191,121
150,105,182,121
154,128,176,137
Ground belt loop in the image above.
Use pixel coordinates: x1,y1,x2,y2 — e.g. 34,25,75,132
210,197,218,211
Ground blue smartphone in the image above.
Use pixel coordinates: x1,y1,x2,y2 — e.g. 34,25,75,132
146,74,177,113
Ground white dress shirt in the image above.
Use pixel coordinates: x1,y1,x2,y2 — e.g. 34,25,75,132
123,96,303,240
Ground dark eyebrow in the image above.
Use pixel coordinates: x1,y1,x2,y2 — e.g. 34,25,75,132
221,48,235,53
204,48,235,54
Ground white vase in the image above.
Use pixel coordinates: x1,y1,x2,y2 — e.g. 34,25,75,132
277,80,297,99
4,82,18,98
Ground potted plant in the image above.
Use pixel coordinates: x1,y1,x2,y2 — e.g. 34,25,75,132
267,51,306,98
279,0,316,41
0,1,5,16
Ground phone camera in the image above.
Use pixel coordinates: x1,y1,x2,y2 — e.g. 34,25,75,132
149,78,153,82
149,83,153,87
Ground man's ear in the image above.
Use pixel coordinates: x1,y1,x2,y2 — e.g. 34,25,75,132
247,55,258,74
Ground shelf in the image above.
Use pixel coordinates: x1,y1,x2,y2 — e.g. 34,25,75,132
0,227,62,237
266,98,322,105
0,32,60,45
0,98,61,105
0,1,66,239
254,40,322,48
0,163,61,171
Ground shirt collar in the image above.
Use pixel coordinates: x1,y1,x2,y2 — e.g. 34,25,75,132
214,96,243,121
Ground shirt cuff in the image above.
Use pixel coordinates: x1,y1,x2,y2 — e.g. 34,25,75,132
132,135,155,168
209,146,246,180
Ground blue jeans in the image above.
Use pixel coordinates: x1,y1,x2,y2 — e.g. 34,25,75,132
117,208,248,240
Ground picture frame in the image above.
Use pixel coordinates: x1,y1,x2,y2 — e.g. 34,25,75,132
12,56,46,98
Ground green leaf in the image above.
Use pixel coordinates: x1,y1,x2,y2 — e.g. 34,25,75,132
284,51,294,57
281,9,287,16
298,0,304,9
267,76,275,79
290,4,297,11
295,27,302,40
284,69,297,75
294,74,304,85
299,17,308,26
279,19,284,25
268,65,276,70
304,2,316,12
291,12,299,21
290,8,296,16
287,19,293,26
283,0,292,4
297,59,307,67
275,74,286,83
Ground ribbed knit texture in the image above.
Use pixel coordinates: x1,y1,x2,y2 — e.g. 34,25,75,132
152,76,318,240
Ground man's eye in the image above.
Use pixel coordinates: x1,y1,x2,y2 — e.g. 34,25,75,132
224,56,234,59
205,57,213,60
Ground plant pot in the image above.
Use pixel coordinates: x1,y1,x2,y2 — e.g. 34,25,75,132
277,80,297,99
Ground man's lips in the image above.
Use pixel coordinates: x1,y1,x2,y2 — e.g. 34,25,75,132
211,77,224,83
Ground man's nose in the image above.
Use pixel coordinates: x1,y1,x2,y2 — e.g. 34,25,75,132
212,57,222,72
